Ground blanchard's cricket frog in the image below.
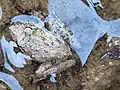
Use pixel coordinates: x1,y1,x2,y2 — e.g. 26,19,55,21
9,20,75,81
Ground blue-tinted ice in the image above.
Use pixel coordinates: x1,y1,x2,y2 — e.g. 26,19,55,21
0,72,23,90
50,74,57,83
0,7,24,90
0,36,31,90
1,36,31,69
48,0,120,66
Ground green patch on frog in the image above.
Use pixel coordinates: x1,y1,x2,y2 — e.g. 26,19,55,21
32,28,47,40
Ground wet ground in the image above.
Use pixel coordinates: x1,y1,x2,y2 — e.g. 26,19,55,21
0,0,120,90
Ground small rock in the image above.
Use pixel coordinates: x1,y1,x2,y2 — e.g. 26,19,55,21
100,72,104,75
109,62,113,66
0,83,7,90
86,76,90,79
94,77,99,82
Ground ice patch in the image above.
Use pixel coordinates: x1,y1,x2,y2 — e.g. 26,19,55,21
0,72,23,90
1,36,31,70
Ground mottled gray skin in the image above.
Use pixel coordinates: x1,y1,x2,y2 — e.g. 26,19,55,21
9,21,75,81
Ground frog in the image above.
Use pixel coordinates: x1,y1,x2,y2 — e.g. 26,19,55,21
9,17,75,82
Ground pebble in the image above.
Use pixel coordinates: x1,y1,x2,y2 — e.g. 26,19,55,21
94,77,99,82
109,62,113,66
101,64,105,67
100,72,104,75
86,76,90,79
